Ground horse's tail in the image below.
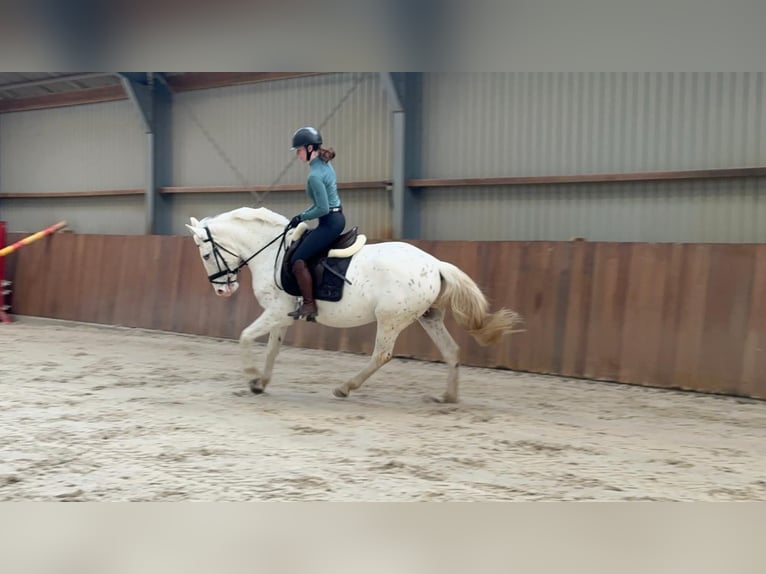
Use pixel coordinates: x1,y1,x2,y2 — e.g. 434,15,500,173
434,261,524,346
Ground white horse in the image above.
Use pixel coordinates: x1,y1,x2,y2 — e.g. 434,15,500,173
186,207,522,403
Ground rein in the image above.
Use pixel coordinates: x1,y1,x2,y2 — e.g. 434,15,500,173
204,226,287,285
273,231,291,292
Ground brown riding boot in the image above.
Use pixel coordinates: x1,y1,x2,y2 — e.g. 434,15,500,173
287,259,318,321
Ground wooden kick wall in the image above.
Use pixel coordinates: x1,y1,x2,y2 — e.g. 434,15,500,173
4,232,766,400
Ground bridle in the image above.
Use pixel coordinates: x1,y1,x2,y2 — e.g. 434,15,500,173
202,226,286,286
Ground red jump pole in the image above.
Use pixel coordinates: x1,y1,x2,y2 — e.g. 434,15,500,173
0,221,67,258
0,220,68,323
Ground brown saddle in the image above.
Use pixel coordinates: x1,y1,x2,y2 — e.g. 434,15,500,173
328,227,359,251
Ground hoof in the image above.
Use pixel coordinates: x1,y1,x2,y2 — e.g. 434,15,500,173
249,379,266,395
333,387,348,398
426,393,458,404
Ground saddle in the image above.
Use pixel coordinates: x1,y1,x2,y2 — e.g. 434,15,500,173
281,223,367,302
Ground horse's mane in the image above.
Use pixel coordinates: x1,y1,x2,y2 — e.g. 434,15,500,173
211,207,289,228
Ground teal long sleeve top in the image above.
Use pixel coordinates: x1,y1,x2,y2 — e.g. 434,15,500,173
299,157,341,221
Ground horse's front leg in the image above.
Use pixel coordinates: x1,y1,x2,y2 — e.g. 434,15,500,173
239,312,290,395
249,325,289,394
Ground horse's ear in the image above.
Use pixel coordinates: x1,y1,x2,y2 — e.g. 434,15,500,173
185,223,204,239
190,217,200,226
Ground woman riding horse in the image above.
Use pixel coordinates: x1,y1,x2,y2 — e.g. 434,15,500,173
286,126,345,322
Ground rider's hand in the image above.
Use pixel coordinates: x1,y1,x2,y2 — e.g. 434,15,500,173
287,215,301,229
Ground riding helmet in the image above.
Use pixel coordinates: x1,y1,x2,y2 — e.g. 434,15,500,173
291,126,322,150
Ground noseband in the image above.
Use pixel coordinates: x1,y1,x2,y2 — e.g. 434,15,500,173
202,226,286,285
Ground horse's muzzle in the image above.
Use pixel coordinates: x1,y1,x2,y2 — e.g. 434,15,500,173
215,282,239,297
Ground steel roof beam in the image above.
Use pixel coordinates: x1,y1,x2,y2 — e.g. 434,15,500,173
119,73,173,235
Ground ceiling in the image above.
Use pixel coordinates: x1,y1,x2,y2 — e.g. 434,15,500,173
0,73,324,112
0,73,121,100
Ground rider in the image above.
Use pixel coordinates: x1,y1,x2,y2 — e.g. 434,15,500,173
286,126,345,321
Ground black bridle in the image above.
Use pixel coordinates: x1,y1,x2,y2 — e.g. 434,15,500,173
203,226,287,286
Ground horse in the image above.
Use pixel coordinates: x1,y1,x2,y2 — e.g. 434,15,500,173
186,207,522,403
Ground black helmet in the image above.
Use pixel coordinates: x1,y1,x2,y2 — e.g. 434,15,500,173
291,126,322,150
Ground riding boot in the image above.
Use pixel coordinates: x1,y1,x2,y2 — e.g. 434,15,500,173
287,260,318,321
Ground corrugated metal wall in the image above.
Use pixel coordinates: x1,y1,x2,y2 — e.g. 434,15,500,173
422,72,766,177
1,196,145,236
0,73,393,236
0,101,146,193
2,73,764,242
173,73,391,187
171,187,392,238
419,72,766,242
170,72,392,237
420,178,766,242
0,100,146,233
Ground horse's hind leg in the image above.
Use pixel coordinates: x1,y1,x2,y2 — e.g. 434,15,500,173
333,315,413,399
418,308,460,403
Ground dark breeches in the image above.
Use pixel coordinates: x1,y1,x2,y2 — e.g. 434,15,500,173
290,211,346,264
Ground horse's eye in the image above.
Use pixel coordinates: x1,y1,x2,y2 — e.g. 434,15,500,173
203,253,211,260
